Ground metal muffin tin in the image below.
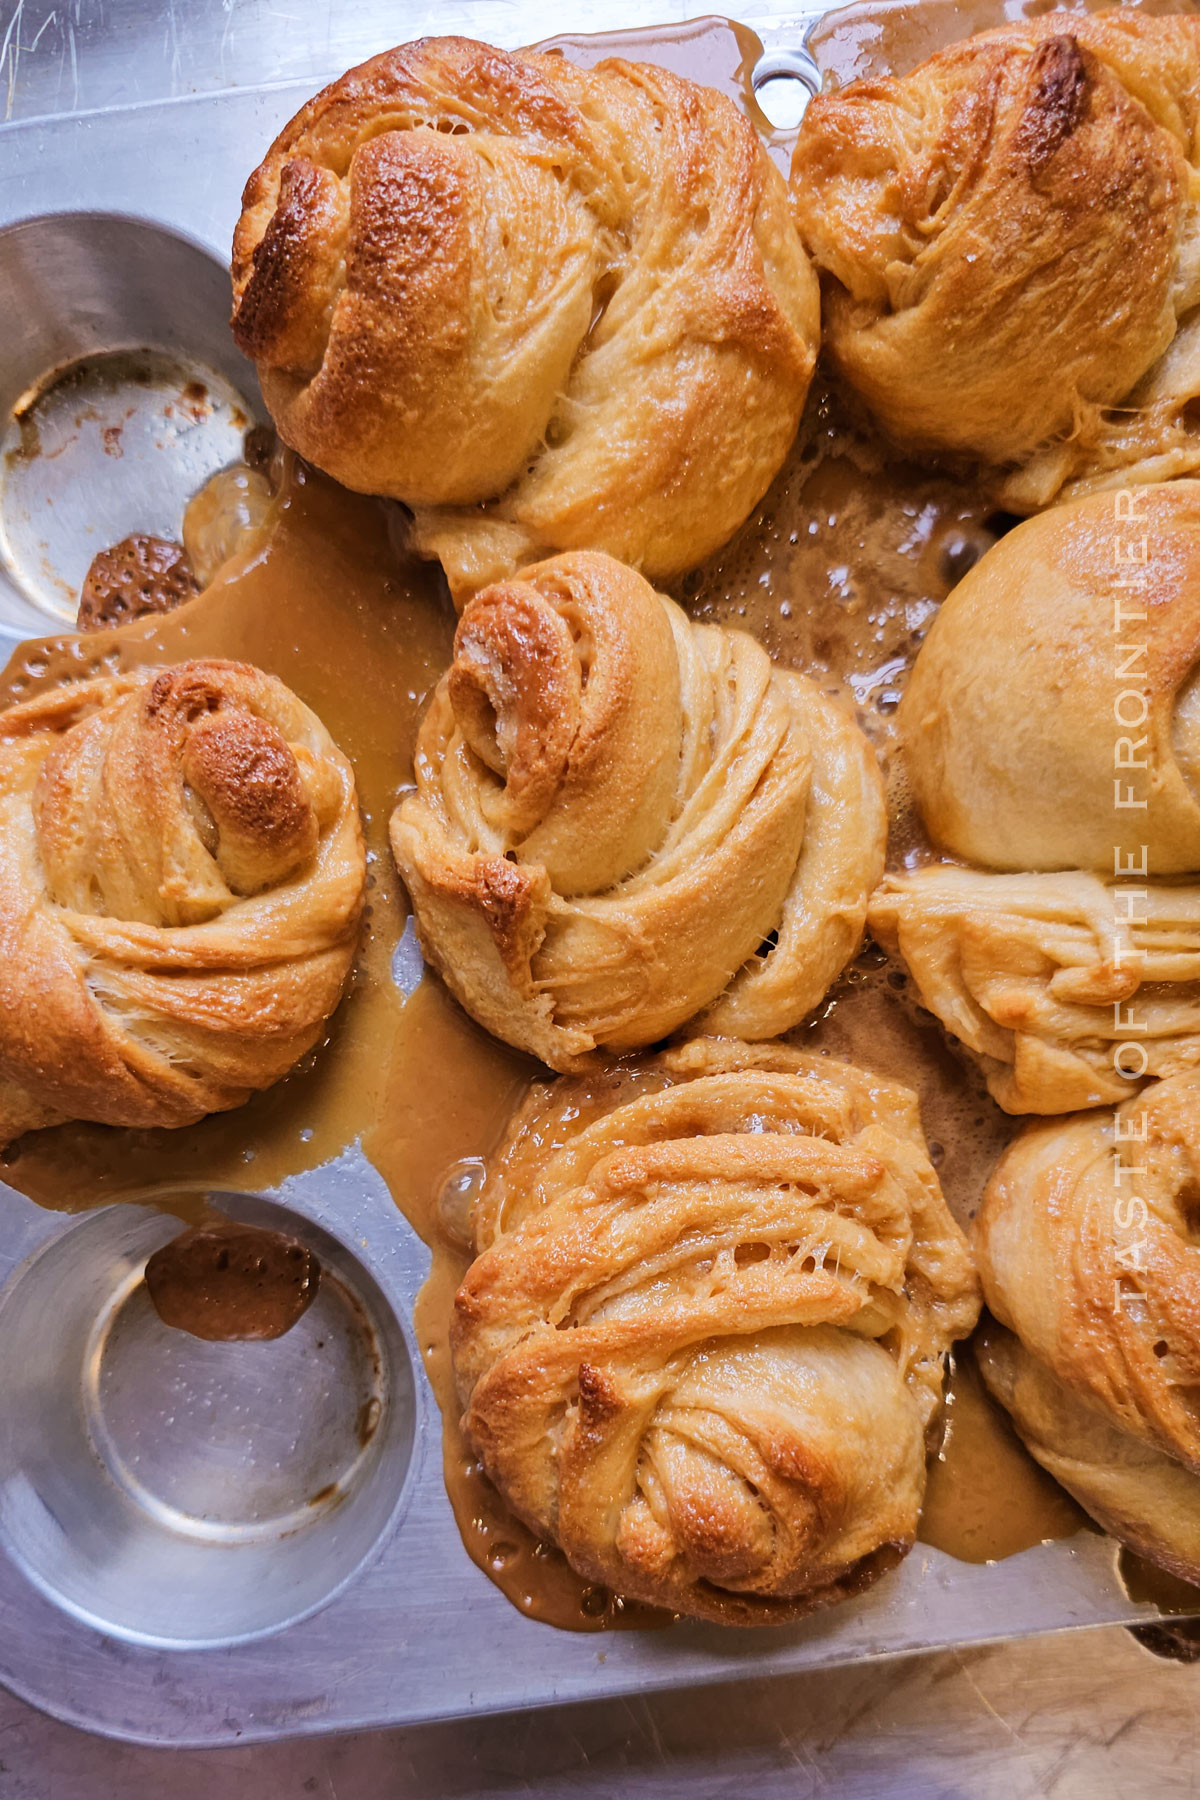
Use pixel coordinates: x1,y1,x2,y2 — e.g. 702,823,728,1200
0,6,1188,1749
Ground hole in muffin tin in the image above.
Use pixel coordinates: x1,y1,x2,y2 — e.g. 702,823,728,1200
0,213,263,642
752,49,821,130
0,1192,416,1647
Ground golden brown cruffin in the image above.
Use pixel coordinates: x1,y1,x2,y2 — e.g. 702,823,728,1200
790,12,1200,508
976,1072,1200,1585
0,659,365,1145
230,35,819,603
390,551,886,1070
452,1037,981,1624
871,867,1200,1115
869,483,1200,1113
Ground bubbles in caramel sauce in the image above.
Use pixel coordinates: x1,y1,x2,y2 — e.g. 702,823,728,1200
77,533,198,631
145,1220,320,1342
676,380,1001,767
0,7,1128,1629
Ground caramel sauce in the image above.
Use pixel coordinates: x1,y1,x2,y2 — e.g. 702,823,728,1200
678,382,1002,761
78,533,197,631
0,456,471,1209
0,10,1143,1627
537,17,796,169
786,947,1076,1564
921,1345,1089,1563
808,0,1198,91
1119,1550,1200,1617
145,1221,320,1342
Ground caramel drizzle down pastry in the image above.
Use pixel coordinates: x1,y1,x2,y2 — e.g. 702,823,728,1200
391,551,886,1070
452,1038,981,1624
870,482,1200,1115
231,35,819,602
976,1073,1200,1585
0,659,365,1145
791,12,1200,508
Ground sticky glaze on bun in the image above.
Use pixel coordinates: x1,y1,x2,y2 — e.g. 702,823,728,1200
452,1037,980,1623
977,1073,1200,1584
390,551,885,1069
870,484,1200,1113
791,13,1200,507
232,36,819,601
0,659,365,1144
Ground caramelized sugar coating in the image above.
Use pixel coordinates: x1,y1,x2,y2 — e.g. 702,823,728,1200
871,484,1200,1113
78,535,198,631
0,660,365,1145
452,1038,980,1624
791,13,1200,508
231,36,819,602
391,552,885,1070
977,1074,1200,1585
871,867,1200,1115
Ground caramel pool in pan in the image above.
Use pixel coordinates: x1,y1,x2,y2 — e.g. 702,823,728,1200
0,0,1074,1619
0,387,1069,1626
145,1222,321,1343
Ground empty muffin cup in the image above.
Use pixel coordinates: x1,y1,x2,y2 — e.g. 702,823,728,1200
0,1192,416,1647
0,212,262,639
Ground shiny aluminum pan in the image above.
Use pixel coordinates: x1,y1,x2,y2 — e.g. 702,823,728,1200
0,6,1183,1747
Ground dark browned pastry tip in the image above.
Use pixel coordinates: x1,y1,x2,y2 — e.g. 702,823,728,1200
77,534,198,631
145,1222,321,1342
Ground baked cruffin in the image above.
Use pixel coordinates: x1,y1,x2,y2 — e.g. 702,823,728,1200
870,483,1200,1114
230,36,819,601
390,551,886,1069
976,1072,1200,1585
452,1037,981,1623
0,660,365,1145
791,12,1200,508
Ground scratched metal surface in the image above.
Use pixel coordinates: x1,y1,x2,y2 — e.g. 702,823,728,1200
0,1614,1195,1795
0,0,1196,1788
0,0,815,121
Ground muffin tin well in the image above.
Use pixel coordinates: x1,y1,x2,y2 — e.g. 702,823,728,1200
0,5,1190,1750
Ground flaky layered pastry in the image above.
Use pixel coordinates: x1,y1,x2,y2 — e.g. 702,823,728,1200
391,552,885,1070
452,1038,980,1623
977,1073,1200,1585
0,660,365,1144
231,35,819,602
870,485,1200,1112
871,867,1200,1115
791,12,1200,508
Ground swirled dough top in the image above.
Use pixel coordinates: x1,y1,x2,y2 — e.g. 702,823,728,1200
453,1038,980,1622
976,1072,1200,1581
390,551,885,1069
0,659,365,1144
899,481,1200,875
791,12,1200,506
231,36,819,601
